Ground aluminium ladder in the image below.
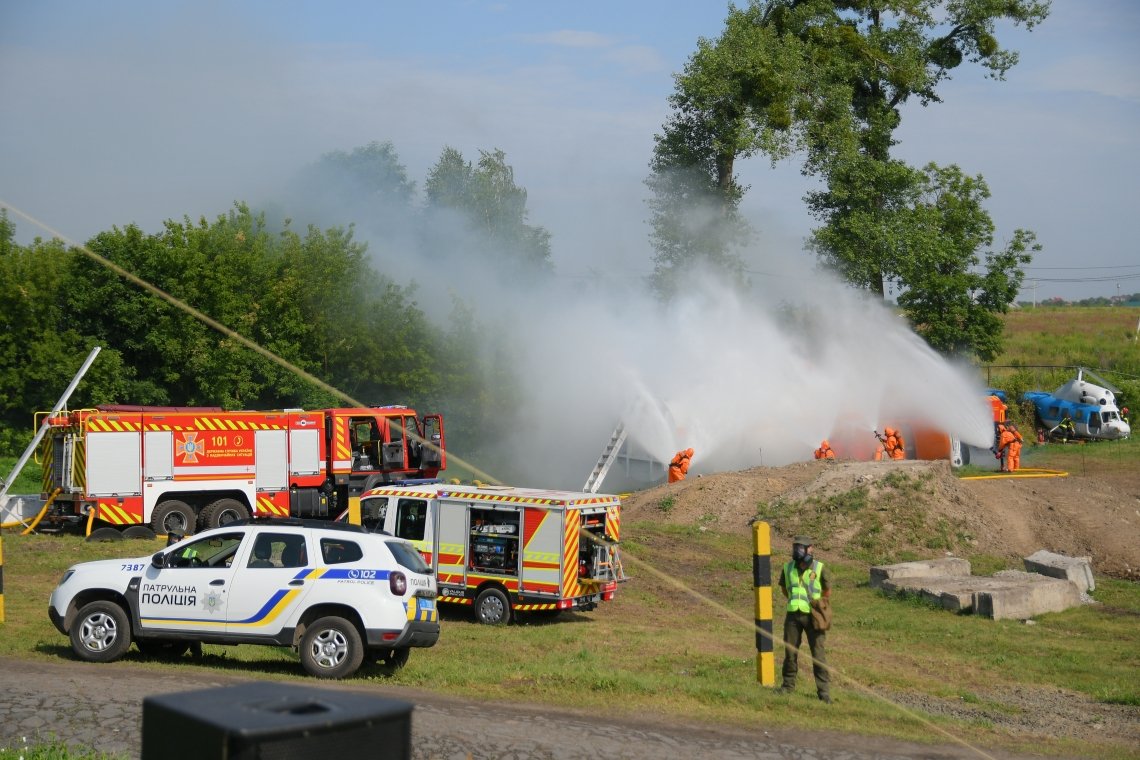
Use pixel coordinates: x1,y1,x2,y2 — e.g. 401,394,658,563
582,421,628,493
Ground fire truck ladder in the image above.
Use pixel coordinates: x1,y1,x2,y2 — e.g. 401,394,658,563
590,542,627,582
582,421,628,494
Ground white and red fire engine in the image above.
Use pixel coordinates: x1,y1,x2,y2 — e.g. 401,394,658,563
36,404,444,535
357,483,627,624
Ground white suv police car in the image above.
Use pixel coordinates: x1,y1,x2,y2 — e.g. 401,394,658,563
48,519,439,678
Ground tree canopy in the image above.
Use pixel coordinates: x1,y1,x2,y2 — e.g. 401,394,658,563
648,0,1049,360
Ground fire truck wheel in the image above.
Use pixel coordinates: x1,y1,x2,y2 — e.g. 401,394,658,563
85,527,124,543
300,616,364,679
151,500,196,536
474,587,512,625
201,498,250,529
368,646,410,674
70,600,132,663
122,525,157,540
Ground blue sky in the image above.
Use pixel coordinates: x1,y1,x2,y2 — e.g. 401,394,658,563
2,0,1138,301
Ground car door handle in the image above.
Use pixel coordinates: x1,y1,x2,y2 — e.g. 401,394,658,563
289,580,305,587
210,579,225,586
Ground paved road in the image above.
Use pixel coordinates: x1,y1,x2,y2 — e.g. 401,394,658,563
0,657,1036,760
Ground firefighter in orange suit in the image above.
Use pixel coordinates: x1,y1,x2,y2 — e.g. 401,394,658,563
889,429,906,460
873,428,904,461
996,423,1015,472
668,448,693,483
814,440,835,460
1008,424,1024,472
999,423,1024,472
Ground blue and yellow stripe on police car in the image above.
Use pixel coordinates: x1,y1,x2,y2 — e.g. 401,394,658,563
141,567,393,629
227,588,303,628
141,588,302,629
406,596,438,623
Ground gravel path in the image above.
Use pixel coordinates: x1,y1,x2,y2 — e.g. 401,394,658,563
0,657,1051,760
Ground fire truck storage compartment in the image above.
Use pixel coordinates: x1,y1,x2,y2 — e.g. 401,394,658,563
87,432,142,496
579,512,609,577
290,488,329,518
470,507,519,574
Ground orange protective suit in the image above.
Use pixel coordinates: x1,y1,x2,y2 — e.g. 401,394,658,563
996,425,1016,472
1006,425,1024,472
814,440,836,460
668,448,693,483
889,431,906,460
874,428,905,461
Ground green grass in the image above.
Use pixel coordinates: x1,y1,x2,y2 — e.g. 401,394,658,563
1014,434,1139,476
984,306,1140,424
754,472,973,566
0,739,121,760
4,526,1137,760
1,455,42,495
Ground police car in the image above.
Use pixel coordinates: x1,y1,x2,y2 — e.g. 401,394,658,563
48,519,439,678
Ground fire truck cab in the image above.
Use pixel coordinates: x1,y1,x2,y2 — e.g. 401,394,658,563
37,405,445,536
358,483,627,625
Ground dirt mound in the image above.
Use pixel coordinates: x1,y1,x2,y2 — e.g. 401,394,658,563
620,459,1140,579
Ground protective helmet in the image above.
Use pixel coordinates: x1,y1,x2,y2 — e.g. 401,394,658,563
884,427,894,436
821,439,829,448
685,448,694,457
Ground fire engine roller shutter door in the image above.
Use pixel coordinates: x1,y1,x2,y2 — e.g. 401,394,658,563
289,428,321,476
87,432,142,496
143,431,173,481
255,430,288,491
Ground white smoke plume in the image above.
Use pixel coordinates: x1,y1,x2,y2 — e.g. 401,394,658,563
455,262,995,490
320,188,996,490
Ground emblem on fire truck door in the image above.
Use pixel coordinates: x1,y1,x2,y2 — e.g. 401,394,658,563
176,432,206,463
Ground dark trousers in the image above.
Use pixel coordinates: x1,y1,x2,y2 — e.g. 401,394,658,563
781,611,829,697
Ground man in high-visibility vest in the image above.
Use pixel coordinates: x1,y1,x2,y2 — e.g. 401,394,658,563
778,535,832,703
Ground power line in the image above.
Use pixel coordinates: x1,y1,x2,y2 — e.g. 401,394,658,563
1022,264,1140,271
1023,273,1140,284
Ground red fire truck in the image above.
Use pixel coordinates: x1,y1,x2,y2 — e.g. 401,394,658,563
36,405,444,536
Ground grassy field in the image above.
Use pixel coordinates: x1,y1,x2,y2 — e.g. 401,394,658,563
2,306,1138,759
1,454,41,495
986,306,1140,419
2,521,1136,760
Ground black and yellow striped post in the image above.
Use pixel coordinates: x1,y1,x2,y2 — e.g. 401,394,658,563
752,520,774,685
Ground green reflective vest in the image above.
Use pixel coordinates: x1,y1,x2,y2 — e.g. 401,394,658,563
785,560,824,613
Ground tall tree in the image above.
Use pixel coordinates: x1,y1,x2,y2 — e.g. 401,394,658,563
424,147,553,275
812,162,1036,361
651,0,1049,359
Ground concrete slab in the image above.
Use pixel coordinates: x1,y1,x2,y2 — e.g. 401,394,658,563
880,576,978,612
869,557,971,590
1024,550,1096,593
975,571,1083,621
872,565,1085,620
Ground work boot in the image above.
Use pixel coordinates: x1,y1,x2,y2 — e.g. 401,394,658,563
818,693,831,704
777,685,795,695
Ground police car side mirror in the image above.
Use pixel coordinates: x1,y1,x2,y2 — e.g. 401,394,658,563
151,552,166,569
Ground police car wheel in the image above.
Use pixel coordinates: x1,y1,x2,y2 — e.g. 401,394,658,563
70,601,132,663
300,616,364,679
474,588,511,625
369,646,410,673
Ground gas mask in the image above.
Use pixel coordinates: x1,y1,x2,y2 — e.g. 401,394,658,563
792,544,812,564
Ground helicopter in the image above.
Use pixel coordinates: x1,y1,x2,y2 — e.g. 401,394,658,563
1023,368,1130,441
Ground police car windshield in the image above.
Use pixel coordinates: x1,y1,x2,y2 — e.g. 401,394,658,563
386,540,430,574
